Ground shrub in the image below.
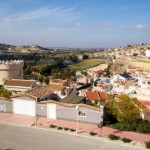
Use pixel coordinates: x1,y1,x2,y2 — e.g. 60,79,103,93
57,127,63,130
136,120,150,133
89,132,97,136
49,124,56,128
70,129,76,132
64,127,69,131
107,119,150,134
145,141,150,149
121,138,132,143
108,134,120,140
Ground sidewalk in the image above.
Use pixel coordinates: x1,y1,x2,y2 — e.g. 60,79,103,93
0,113,150,142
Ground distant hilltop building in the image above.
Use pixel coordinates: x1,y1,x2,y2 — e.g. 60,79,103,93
146,50,150,57
0,60,24,85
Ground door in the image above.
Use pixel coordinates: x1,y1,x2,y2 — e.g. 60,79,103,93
13,99,36,116
47,104,56,119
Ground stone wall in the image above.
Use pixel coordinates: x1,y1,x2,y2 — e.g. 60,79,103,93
0,60,24,85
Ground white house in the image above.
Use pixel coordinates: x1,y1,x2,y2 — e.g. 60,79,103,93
110,74,126,84
11,85,59,116
146,50,150,57
4,79,37,93
138,79,150,88
112,81,136,95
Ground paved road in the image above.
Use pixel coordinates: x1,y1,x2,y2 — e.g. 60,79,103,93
0,124,144,150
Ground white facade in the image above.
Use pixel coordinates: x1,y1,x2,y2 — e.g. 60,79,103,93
112,82,136,95
138,79,150,88
142,112,150,122
47,104,56,119
12,98,36,116
110,74,126,84
146,50,150,57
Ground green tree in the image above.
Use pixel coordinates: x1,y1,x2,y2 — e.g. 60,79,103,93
24,67,32,75
51,68,59,79
69,55,78,63
133,53,138,57
23,61,27,70
104,66,111,77
40,65,52,76
81,71,88,76
38,76,44,83
44,77,49,85
82,55,89,59
94,81,98,87
0,88,11,98
107,95,141,123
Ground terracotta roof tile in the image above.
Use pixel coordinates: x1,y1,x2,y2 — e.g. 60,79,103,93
143,107,150,113
4,79,36,87
86,91,101,101
99,92,108,100
48,84,65,91
26,86,53,99
50,79,66,85
141,101,150,106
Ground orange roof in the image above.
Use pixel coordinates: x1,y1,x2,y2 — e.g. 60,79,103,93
137,101,150,113
99,92,108,100
143,107,150,113
85,91,108,101
140,101,150,106
86,91,101,101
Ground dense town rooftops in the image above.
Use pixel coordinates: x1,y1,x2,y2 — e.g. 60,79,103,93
114,81,135,86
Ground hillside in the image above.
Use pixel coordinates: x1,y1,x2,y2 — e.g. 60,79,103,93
0,43,15,51
15,45,48,54
0,43,49,54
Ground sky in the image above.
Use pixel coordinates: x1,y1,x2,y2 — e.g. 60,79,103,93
0,0,150,48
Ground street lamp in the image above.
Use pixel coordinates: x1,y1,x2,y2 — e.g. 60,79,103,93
98,121,103,134
98,116,103,135
75,105,80,134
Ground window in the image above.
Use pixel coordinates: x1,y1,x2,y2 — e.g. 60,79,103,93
78,110,86,117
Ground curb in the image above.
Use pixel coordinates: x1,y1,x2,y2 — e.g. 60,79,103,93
32,125,147,150
0,122,147,150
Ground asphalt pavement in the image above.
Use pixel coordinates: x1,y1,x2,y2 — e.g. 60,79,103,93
0,124,146,150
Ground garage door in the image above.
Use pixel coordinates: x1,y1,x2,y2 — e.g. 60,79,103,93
47,104,56,119
13,99,36,116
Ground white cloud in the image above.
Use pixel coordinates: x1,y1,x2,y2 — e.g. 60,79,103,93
97,22,150,31
1,6,77,23
135,24,146,29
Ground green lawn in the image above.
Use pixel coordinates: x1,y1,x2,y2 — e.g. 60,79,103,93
37,58,55,68
27,58,55,69
68,59,107,71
